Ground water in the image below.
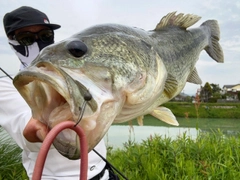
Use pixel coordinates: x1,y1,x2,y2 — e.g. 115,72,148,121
104,126,200,149
1,117,240,149
104,117,240,149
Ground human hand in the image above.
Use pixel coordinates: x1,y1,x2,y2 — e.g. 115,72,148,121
23,118,49,142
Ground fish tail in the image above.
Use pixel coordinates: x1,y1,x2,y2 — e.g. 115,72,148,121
201,20,224,63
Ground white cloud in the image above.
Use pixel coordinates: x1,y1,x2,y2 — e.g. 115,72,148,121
221,35,240,52
237,2,240,8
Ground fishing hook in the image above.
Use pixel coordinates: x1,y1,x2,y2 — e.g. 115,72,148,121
74,90,92,127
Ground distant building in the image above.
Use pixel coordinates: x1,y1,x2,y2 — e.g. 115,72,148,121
222,84,240,100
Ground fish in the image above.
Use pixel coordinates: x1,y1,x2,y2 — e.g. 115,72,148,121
13,12,224,159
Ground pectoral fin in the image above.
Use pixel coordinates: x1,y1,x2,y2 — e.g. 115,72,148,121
164,73,178,98
150,106,179,126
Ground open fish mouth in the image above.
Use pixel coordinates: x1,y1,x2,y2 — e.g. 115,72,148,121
13,62,99,159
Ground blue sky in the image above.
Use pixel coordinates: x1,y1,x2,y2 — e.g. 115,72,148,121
0,0,239,95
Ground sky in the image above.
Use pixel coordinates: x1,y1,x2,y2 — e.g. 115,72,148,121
0,0,239,95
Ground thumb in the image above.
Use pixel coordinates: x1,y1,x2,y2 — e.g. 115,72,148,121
23,118,49,142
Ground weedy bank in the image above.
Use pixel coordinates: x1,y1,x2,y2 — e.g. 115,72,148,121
107,131,240,179
164,102,240,119
1,127,240,179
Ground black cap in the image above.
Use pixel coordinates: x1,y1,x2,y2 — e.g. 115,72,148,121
3,6,61,36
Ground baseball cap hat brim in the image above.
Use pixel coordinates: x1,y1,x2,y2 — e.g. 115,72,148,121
3,6,61,36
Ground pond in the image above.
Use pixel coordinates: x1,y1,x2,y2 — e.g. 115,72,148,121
104,126,200,149
1,117,240,149
104,117,240,149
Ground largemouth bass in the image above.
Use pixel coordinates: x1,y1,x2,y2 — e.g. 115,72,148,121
13,12,224,159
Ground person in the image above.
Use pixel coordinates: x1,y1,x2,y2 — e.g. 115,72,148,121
0,6,110,180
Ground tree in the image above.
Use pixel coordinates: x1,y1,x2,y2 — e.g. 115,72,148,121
210,83,221,94
200,82,212,102
210,83,223,99
238,91,240,100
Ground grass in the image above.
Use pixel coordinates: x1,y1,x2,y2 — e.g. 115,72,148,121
0,128,28,180
2,126,240,180
107,131,240,180
163,102,240,119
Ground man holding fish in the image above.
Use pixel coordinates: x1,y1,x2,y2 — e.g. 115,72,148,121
1,4,224,180
12,7,223,159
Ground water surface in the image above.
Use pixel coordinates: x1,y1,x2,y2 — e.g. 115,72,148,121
104,117,240,149
104,126,199,149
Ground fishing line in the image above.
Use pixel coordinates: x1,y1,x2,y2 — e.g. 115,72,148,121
0,67,13,80
74,101,87,127
19,59,28,69
74,90,128,179
74,90,92,127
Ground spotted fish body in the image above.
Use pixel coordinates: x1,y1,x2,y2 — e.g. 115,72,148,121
13,12,223,159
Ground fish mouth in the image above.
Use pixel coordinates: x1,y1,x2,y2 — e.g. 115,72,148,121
13,62,110,159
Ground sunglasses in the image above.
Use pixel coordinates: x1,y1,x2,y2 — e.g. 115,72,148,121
13,29,54,46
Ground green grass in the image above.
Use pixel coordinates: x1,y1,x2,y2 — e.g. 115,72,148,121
107,131,240,180
1,127,240,179
163,102,240,119
0,128,28,180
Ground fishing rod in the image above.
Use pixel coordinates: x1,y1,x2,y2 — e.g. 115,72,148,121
0,67,13,80
93,149,128,180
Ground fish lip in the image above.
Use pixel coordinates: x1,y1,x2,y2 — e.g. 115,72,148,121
13,65,83,159
52,130,81,160
13,62,102,159
14,61,88,118
13,62,118,158
14,66,74,121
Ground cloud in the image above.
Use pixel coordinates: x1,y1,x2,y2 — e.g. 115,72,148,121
0,37,12,54
221,35,240,52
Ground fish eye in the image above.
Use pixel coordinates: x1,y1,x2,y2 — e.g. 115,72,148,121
67,40,87,58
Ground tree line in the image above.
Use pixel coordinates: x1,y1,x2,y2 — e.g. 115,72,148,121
200,82,240,102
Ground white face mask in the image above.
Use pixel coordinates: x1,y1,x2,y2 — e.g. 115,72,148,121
8,39,40,71
8,39,53,71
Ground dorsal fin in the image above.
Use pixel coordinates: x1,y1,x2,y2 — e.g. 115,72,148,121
187,68,202,84
154,11,201,31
